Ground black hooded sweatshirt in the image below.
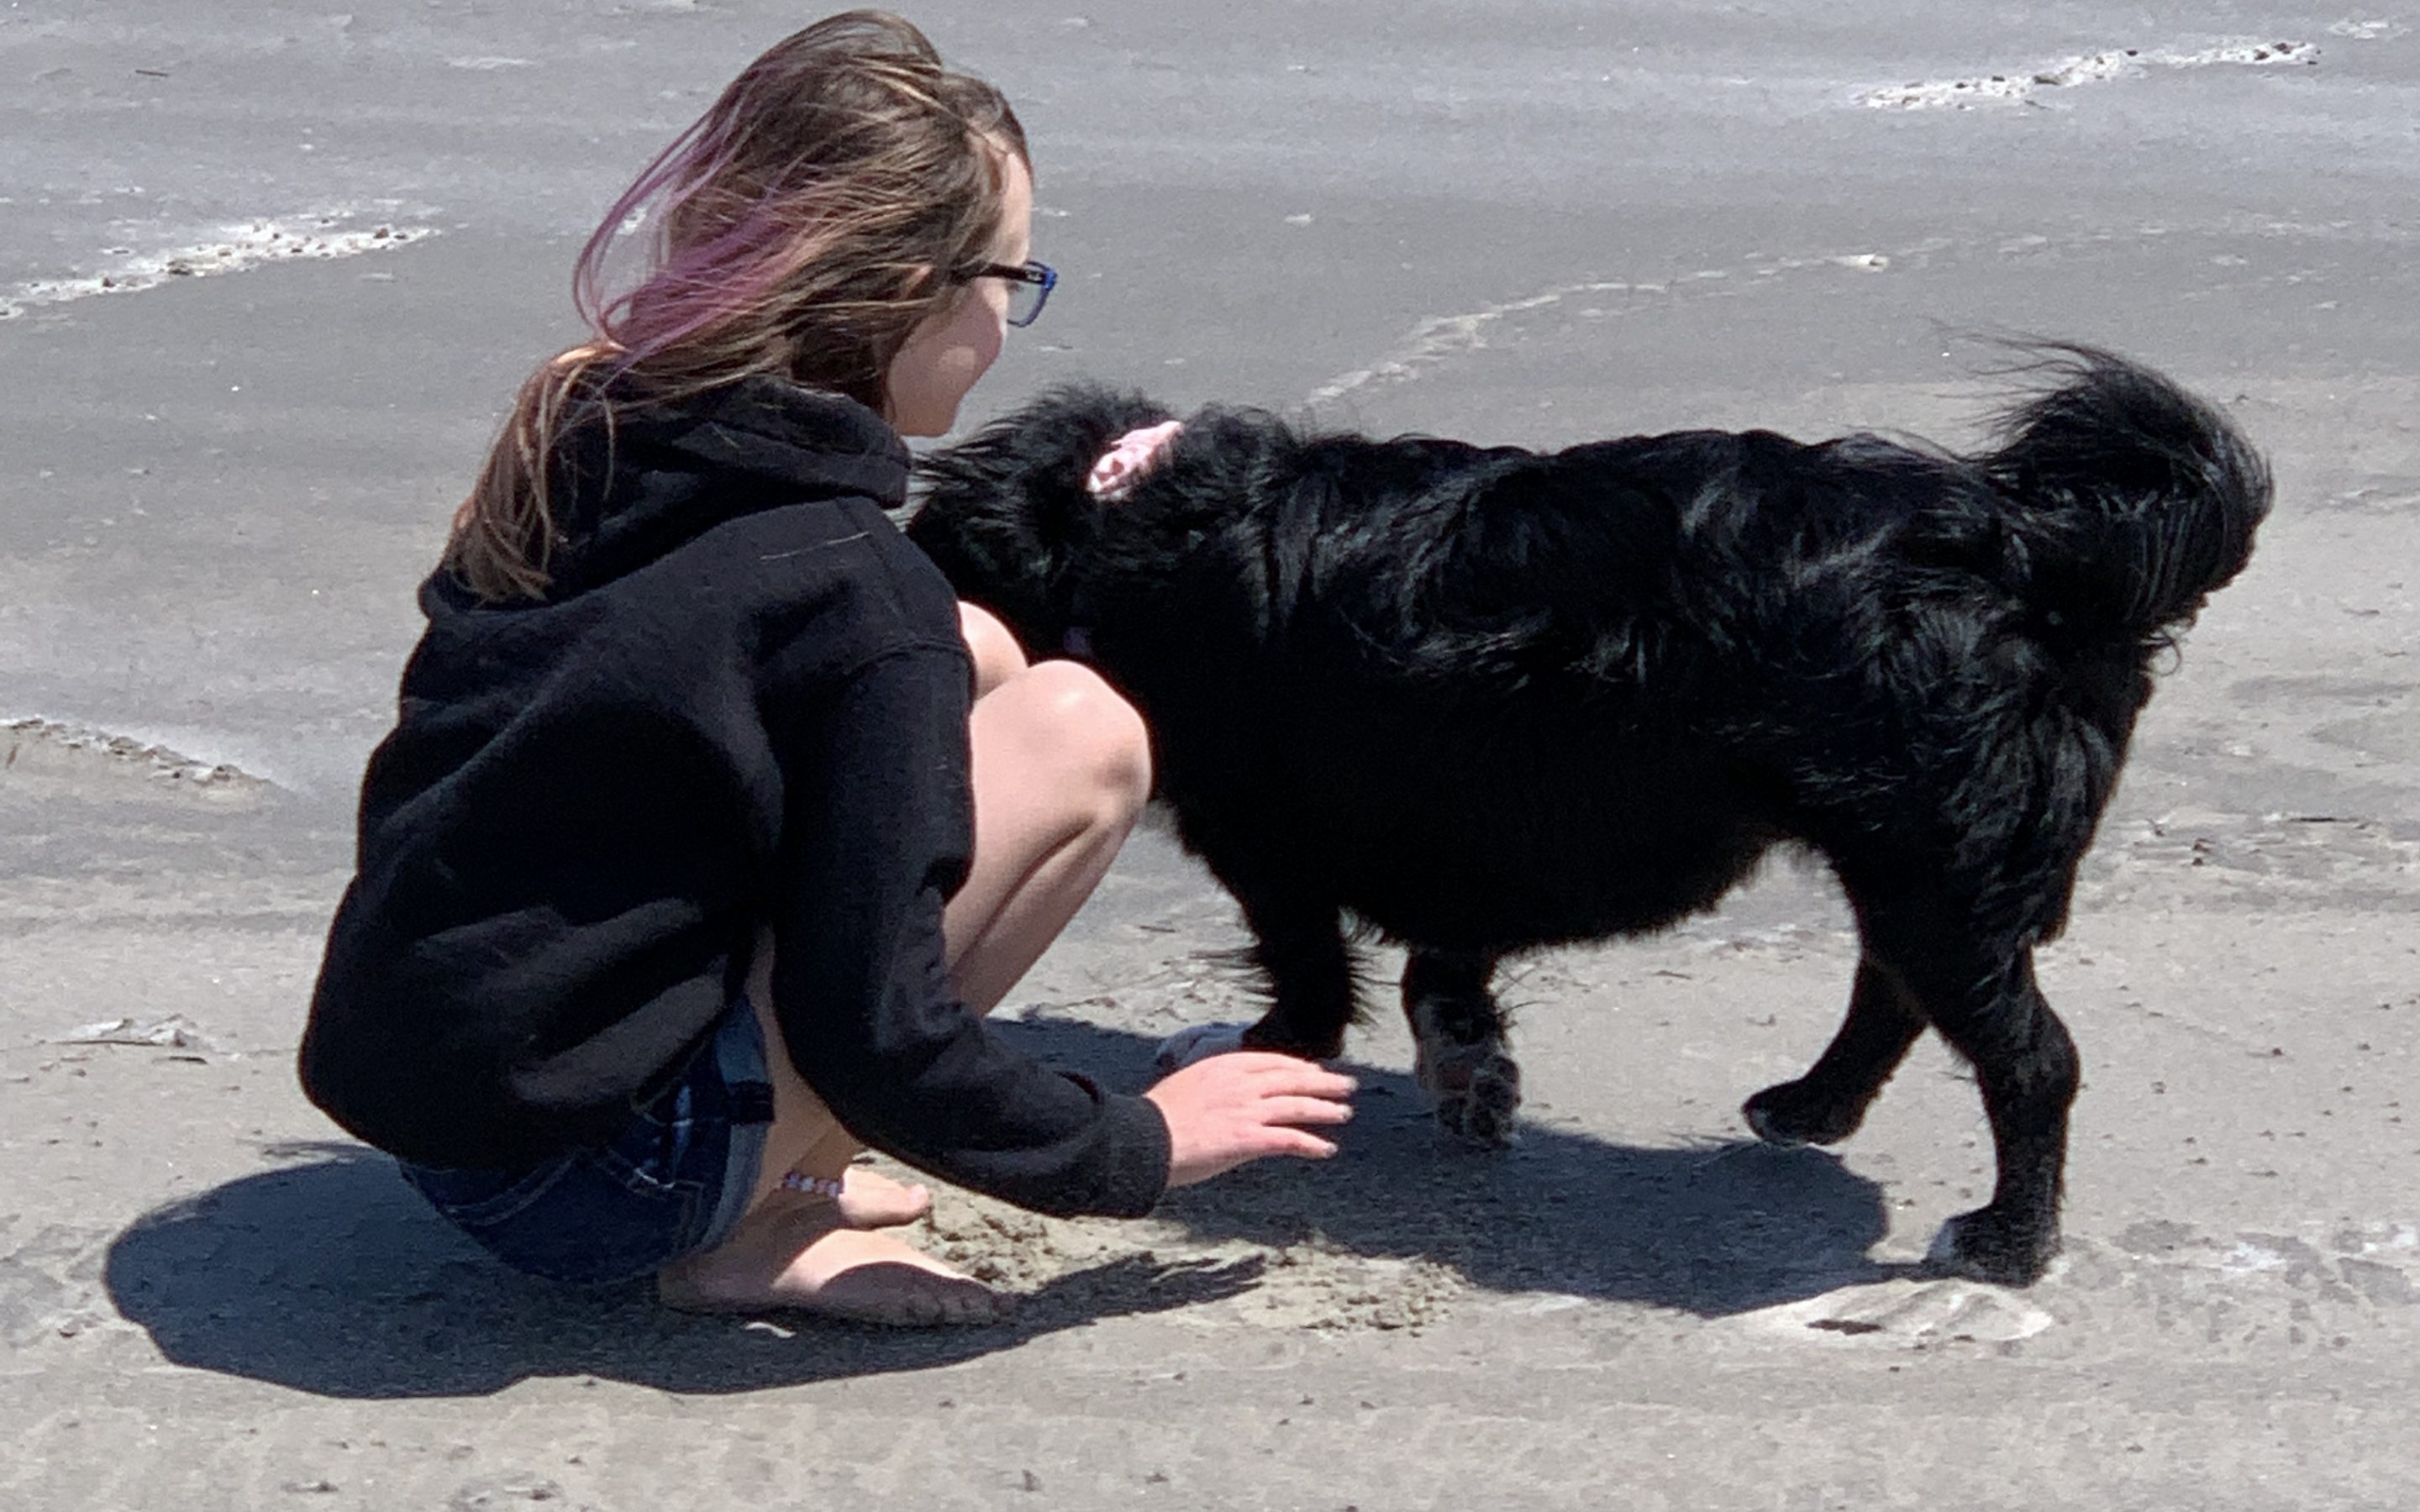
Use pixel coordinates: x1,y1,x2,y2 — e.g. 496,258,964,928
299,376,1171,1219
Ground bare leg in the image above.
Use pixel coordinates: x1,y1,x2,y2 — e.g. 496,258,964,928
959,600,1025,701
660,610,1151,1323
942,656,1154,1015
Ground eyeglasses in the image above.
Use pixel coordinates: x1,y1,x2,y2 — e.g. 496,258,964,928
961,260,1056,327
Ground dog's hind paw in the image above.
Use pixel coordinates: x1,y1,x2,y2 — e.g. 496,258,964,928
1923,1206,2060,1288
1150,1022,1253,1078
1418,1042,1523,1147
1741,1079,1869,1148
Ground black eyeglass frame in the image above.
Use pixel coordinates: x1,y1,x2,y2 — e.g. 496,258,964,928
960,260,1057,327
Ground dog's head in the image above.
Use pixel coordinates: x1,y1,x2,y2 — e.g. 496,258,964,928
907,383,1178,654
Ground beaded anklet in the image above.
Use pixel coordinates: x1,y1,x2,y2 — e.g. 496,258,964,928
778,1171,845,1200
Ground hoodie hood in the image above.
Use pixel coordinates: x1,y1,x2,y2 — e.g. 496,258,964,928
449,375,912,606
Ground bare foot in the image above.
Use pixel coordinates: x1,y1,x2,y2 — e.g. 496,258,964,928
658,1192,1007,1327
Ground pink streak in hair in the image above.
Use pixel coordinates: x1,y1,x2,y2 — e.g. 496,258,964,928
570,113,788,369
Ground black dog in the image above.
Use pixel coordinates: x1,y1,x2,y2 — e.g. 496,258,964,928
908,346,2268,1285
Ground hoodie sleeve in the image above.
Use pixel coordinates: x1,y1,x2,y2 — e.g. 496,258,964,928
762,641,1171,1218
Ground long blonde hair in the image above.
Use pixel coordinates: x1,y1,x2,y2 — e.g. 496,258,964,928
446,10,1028,601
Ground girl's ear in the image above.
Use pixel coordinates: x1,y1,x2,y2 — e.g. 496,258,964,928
897,261,952,308
871,266,960,423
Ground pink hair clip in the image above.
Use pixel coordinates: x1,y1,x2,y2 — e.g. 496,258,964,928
1086,420,1185,501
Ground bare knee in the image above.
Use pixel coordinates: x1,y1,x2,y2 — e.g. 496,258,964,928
1010,659,1153,822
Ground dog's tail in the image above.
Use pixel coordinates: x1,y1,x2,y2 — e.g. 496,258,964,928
1979,344,2271,644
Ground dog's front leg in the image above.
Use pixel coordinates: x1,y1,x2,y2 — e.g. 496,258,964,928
1231,887,1360,1063
1147,874,1358,1077
1402,948,1522,1147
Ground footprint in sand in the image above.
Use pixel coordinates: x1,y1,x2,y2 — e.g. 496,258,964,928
1740,1276,2057,1347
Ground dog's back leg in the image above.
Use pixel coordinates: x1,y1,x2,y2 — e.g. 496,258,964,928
1402,948,1522,1147
1863,912,2078,1286
1742,956,1926,1147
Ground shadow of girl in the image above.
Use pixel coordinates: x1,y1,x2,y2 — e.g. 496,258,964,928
104,1021,1893,1397
101,1142,1264,1400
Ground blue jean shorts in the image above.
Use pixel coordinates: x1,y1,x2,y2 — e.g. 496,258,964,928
400,997,775,1286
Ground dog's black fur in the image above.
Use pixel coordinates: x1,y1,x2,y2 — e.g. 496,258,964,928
908,346,2270,1285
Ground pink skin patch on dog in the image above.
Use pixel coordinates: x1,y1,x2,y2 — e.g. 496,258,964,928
1086,420,1185,500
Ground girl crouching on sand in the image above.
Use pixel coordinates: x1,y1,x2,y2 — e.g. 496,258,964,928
300,10,1354,1327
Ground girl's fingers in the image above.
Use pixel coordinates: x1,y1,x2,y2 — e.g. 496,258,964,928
1260,1128,1340,1160
1283,1069,1360,1100
1147,1047,1360,1185
1227,1127,1337,1163
1258,1095,1355,1127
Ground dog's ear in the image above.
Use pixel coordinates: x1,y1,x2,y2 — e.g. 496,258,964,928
908,383,1177,647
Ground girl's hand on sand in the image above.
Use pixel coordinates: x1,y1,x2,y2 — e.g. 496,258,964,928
1085,420,1184,501
1144,1051,1356,1187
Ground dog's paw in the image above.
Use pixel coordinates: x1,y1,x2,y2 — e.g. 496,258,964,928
1150,1022,1253,1078
1741,1079,1868,1148
1416,1040,1523,1147
1923,1206,2060,1288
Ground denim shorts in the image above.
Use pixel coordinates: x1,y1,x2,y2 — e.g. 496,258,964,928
401,996,775,1286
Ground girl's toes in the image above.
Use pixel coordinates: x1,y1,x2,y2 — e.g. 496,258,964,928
833,1168,932,1228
